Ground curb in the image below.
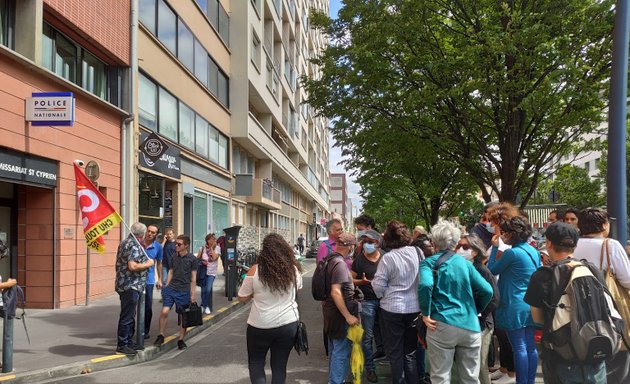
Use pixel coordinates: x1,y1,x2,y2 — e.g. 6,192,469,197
0,300,247,383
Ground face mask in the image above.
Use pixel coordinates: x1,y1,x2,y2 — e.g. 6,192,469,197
456,247,474,261
356,230,366,238
485,223,495,234
364,243,377,254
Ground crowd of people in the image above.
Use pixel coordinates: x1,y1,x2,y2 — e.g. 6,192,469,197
113,203,630,384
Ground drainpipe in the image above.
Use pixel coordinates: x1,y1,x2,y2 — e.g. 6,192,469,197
122,0,139,235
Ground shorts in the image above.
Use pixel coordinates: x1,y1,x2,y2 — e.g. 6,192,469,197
161,286,190,314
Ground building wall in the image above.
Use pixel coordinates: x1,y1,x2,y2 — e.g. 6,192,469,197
44,0,130,65
0,51,124,308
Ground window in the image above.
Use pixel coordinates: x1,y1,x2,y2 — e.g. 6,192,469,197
139,0,156,34
209,125,219,163
218,134,228,169
195,0,208,13
0,0,14,48
195,115,209,157
584,161,591,173
42,23,115,102
139,75,158,130
159,87,178,142
208,0,219,28
218,70,229,107
251,30,261,69
177,22,194,71
208,59,218,95
194,39,208,86
157,0,176,54
218,4,229,44
179,102,195,150
82,51,107,99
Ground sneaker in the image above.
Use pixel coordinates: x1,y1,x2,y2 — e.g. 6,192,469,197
177,339,187,350
129,343,145,351
204,307,211,315
154,334,165,347
372,350,386,360
144,333,150,340
493,375,516,384
490,370,506,380
116,345,137,355
366,370,378,383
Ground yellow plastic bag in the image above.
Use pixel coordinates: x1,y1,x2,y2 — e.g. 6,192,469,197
347,324,365,384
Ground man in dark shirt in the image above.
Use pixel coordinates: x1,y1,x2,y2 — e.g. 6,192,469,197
351,229,382,383
470,202,499,249
524,222,606,384
297,233,305,255
159,228,176,287
154,235,198,350
323,232,360,384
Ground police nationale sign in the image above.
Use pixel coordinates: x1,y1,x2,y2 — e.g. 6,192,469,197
25,92,75,126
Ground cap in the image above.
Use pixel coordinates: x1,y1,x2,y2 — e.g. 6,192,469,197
337,232,358,247
545,222,579,249
360,229,382,242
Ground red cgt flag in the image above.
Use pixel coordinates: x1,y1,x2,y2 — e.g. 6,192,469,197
74,163,122,253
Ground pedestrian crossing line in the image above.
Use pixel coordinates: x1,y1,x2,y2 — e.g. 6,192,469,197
91,354,126,363
0,375,15,381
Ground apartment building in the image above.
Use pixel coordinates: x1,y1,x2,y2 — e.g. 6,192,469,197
230,0,330,248
0,0,130,307
330,173,350,228
137,0,232,252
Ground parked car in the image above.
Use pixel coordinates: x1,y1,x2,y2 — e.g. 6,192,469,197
306,236,329,258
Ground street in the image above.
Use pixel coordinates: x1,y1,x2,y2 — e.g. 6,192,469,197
41,260,337,383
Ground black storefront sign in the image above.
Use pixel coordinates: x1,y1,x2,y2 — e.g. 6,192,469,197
139,132,181,179
0,148,58,187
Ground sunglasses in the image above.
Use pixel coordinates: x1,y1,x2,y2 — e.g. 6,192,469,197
175,242,185,247
456,244,470,250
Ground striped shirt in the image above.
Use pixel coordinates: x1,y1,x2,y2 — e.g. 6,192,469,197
372,246,421,314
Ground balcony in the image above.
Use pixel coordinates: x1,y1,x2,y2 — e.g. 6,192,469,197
244,178,282,210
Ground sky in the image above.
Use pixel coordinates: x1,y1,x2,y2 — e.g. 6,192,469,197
327,0,363,216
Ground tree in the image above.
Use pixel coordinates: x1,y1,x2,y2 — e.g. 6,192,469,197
531,165,603,209
306,0,615,207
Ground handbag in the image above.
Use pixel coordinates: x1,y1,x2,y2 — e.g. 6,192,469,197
293,275,309,355
600,239,630,346
196,255,208,287
181,302,203,328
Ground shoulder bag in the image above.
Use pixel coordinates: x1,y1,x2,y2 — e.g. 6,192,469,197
293,273,309,355
600,238,630,346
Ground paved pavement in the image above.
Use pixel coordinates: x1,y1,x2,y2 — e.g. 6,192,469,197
0,273,246,383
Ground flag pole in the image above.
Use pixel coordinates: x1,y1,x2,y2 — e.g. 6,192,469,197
85,247,90,306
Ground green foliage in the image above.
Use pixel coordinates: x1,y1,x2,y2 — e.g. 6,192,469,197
306,0,614,208
531,165,603,209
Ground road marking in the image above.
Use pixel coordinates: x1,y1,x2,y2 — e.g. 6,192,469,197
0,375,16,381
91,354,125,363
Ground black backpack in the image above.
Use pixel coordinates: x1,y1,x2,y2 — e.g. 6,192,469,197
312,253,342,301
543,259,624,363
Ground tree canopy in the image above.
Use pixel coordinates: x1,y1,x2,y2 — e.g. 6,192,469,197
306,0,615,209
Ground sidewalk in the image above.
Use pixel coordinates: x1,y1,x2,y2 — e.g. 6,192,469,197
0,274,246,383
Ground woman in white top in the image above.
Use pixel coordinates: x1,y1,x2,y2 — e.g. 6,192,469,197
238,233,303,384
197,233,221,315
573,208,630,384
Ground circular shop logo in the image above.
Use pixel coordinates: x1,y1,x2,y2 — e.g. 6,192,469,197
144,138,164,157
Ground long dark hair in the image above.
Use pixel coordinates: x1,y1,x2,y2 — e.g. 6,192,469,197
257,233,303,294
383,220,411,249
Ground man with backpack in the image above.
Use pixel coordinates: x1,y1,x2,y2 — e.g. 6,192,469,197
317,219,345,266
525,222,623,384
313,232,360,384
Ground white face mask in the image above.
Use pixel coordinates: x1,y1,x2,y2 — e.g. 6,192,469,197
456,247,474,261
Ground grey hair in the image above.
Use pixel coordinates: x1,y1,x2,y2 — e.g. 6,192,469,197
462,234,488,261
430,220,461,251
130,222,147,237
326,219,342,234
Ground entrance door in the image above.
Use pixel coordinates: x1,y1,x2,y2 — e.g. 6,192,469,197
0,205,12,280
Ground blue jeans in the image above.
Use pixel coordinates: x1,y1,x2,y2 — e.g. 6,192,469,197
201,275,216,310
329,334,352,384
507,327,538,384
144,284,154,334
117,289,139,347
360,300,378,372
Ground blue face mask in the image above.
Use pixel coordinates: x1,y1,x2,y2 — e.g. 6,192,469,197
356,230,366,238
486,223,495,234
364,243,377,254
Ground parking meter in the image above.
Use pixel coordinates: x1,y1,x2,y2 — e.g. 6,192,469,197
223,225,241,301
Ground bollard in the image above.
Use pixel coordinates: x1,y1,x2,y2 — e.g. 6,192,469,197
2,315,13,373
136,288,145,347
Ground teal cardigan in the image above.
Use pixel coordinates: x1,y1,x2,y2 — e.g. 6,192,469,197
488,242,540,331
418,251,493,332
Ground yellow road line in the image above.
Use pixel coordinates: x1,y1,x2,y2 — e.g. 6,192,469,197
0,375,16,381
91,354,125,363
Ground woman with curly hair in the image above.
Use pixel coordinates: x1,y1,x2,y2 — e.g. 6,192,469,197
238,233,303,384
